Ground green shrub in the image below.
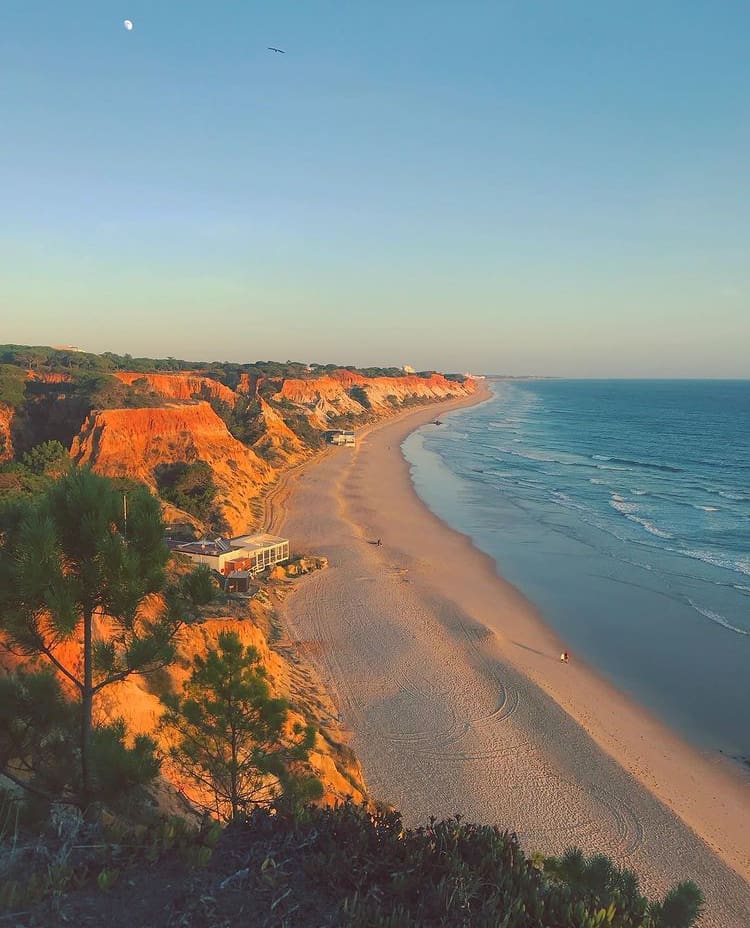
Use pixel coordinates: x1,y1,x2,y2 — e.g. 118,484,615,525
155,461,217,521
0,364,26,409
21,440,70,476
348,385,371,409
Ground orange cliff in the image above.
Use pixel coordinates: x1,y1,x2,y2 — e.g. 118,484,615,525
113,371,238,406
0,405,13,462
276,370,474,424
65,369,473,534
70,403,271,535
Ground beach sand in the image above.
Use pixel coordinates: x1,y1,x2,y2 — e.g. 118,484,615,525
272,387,750,926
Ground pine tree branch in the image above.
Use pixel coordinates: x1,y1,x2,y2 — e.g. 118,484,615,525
37,642,84,692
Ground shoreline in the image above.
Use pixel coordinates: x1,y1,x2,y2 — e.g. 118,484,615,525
274,384,750,925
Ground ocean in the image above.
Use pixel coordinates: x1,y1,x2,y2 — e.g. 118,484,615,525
403,379,750,759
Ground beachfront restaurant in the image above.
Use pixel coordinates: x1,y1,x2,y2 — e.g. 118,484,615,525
169,533,290,576
231,533,291,572
327,429,356,446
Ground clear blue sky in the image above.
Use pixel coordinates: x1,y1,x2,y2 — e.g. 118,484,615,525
2,1,749,376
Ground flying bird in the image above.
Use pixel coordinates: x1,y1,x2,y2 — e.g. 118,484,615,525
267,46,286,54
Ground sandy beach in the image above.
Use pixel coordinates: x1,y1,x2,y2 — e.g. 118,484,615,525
272,387,750,927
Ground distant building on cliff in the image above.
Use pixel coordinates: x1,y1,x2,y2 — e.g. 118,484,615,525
169,533,290,576
402,364,416,375
326,429,355,447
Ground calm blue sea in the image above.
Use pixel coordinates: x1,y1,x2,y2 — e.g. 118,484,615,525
403,380,750,758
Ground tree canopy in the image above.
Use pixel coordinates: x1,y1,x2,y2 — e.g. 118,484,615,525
0,468,188,808
161,630,322,821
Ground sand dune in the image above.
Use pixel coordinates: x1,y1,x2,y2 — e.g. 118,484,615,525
274,389,750,927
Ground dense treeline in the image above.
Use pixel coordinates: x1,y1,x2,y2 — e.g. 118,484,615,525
0,345,452,411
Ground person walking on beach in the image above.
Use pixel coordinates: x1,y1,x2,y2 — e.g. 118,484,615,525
560,650,569,663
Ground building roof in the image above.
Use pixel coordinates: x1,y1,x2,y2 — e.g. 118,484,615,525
229,533,289,553
169,533,289,558
172,537,234,557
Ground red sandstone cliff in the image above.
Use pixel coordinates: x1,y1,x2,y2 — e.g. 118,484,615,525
65,369,473,535
251,398,307,465
113,372,238,406
70,403,271,535
277,370,471,409
0,405,14,462
276,370,473,425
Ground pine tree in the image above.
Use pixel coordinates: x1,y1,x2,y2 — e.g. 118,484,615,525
161,630,322,821
0,468,184,809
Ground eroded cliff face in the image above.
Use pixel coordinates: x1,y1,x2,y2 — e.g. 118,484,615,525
251,398,307,465
70,403,271,535
276,370,473,423
113,372,238,406
66,369,474,535
0,405,13,462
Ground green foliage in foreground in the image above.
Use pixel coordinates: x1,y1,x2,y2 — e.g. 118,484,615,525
0,797,705,926
0,670,159,806
0,469,212,809
244,803,703,928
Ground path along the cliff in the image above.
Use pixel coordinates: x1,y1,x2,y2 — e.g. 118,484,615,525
271,386,750,928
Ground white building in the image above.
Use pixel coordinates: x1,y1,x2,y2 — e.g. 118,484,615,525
402,364,416,375
170,533,290,576
328,430,355,447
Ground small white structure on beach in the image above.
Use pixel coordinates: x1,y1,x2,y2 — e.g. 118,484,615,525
328,429,355,447
169,533,290,576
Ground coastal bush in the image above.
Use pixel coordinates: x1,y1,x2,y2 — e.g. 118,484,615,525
266,804,704,927
179,564,219,606
137,803,701,928
155,460,217,521
348,385,371,409
21,440,70,476
285,413,323,449
210,395,267,447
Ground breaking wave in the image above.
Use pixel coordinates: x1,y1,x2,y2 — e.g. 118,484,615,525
592,454,682,473
688,600,750,637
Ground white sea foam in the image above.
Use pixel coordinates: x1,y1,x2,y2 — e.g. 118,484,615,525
673,548,750,577
695,505,720,512
609,493,639,515
688,600,750,636
630,516,673,539
609,494,674,538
